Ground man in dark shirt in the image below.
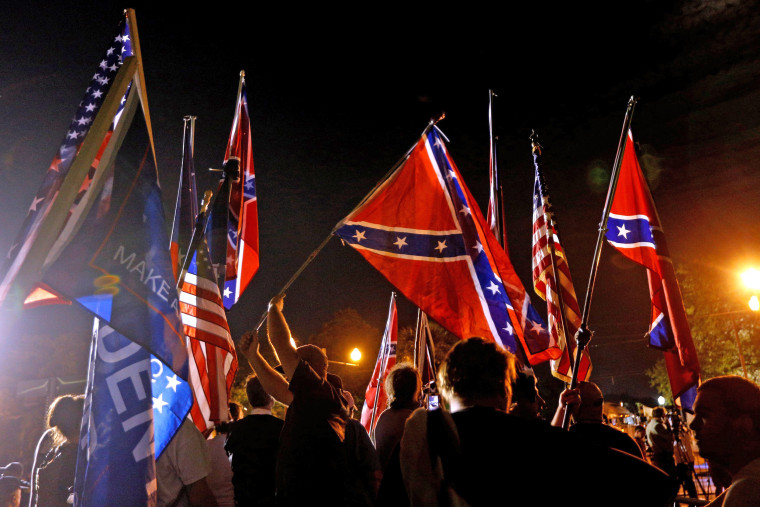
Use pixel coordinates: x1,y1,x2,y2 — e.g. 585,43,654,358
552,381,644,458
224,376,284,506
240,295,350,506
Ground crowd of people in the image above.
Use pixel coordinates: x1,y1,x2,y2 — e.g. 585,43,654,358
12,294,760,506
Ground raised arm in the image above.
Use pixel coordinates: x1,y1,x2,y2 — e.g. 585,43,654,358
266,294,300,379
240,329,293,406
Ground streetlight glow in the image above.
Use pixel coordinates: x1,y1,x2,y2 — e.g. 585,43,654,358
350,347,362,363
750,295,760,312
657,396,666,406
741,268,760,291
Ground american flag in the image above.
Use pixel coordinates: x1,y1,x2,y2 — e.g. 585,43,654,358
531,140,592,382
0,18,133,303
179,239,238,433
221,74,258,309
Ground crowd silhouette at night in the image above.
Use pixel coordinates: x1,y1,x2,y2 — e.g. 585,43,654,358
6,296,760,506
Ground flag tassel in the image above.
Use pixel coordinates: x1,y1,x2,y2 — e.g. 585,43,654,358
562,96,638,429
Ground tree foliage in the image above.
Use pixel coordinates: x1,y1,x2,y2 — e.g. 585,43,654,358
645,263,760,403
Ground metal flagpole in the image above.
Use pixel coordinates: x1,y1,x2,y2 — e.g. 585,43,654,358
251,120,441,332
561,96,638,429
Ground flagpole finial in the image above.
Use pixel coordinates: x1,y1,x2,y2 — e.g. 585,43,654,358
183,115,197,122
240,70,245,78
530,130,542,155
430,112,446,126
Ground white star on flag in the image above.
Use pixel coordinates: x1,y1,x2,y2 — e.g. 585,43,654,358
617,224,630,239
353,230,366,242
223,286,232,298
435,240,447,253
393,237,408,249
474,241,484,253
459,206,471,216
153,394,169,414
486,281,500,295
165,374,182,392
530,321,545,334
503,322,514,335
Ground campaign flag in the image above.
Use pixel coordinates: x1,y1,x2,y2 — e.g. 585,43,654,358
0,17,133,304
41,81,188,380
335,127,556,363
220,75,258,309
605,130,700,409
179,238,238,433
74,321,193,506
169,117,199,280
531,143,592,382
361,293,397,435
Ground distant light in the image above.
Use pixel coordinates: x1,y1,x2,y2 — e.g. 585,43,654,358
350,348,361,363
749,295,760,312
658,396,666,406
290,337,297,348
741,268,760,291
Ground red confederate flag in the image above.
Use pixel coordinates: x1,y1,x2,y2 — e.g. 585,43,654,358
361,293,398,435
335,127,557,363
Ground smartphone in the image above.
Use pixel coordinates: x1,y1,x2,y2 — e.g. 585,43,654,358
428,394,439,410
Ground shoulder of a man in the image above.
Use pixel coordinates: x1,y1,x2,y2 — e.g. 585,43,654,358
160,420,211,484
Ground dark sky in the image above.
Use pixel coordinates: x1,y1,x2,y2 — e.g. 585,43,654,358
2,1,760,399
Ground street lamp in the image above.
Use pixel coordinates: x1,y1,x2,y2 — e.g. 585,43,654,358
750,295,759,312
658,396,666,406
741,268,760,291
350,347,362,363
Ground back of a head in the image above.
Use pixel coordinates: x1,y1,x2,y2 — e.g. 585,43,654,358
47,394,85,443
297,344,328,378
229,401,243,421
576,381,604,423
385,363,421,408
511,372,537,403
699,376,760,436
652,406,666,419
438,337,515,405
246,375,273,409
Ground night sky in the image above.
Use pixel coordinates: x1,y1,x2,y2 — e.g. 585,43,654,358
3,1,760,399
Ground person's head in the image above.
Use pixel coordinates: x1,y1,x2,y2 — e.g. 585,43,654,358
385,363,421,409
509,372,546,419
634,424,646,439
652,406,667,420
297,344,328,379
574,381,604,423
0,464,21,480
229,401,243,421
47,394,85,445
245,375,274,410
438,337,515,412
691,375,760,473
342,389,356,417
0,476,28,507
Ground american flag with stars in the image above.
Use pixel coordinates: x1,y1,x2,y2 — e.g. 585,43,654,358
0,16,133,302
179,238,238,433
531,141,592,382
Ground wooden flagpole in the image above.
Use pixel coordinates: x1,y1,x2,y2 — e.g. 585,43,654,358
561,96,638,429
5,57,138,307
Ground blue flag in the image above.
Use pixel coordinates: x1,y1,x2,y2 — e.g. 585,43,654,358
41,92,188,379
75,322,192,505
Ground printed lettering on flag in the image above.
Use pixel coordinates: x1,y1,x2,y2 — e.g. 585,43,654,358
1,18,134,303
335,128,555,363
361,294,397,435
75,321,193,506
531,144,592,382
41,87,188,379
179,239,238,433
221,77,259,309
604,130,700,409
